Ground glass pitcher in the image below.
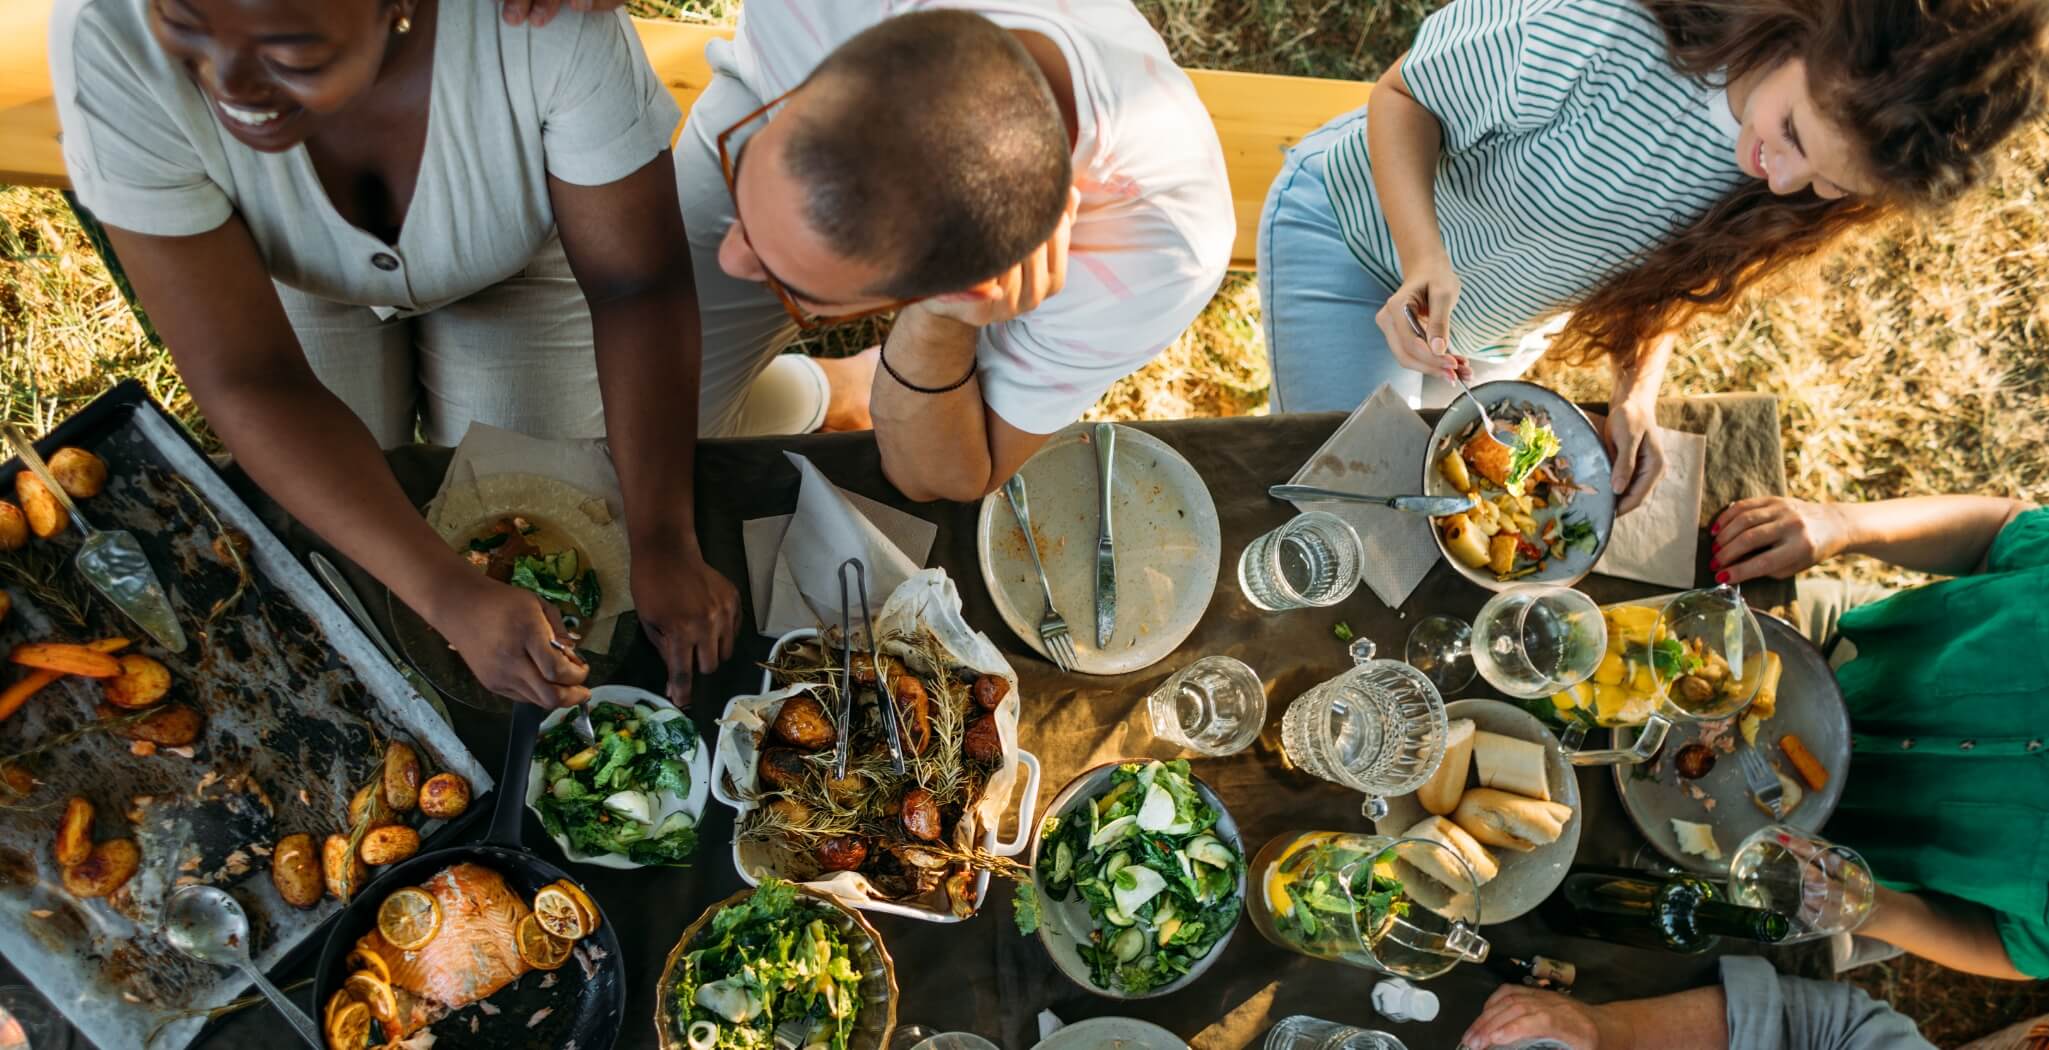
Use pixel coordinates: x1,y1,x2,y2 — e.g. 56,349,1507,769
1279,640,1448,818
1555,586,1766,766
1247,831,1491,981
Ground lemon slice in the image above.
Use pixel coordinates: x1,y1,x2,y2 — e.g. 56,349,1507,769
324,988,357,1033
344,947,391,985
325,1000,372,1050
376,887,442,951
549,878,602,934
343,972,397,1030
531,885,589,941
515,913,574,970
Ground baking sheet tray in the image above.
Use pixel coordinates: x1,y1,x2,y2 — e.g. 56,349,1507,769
0,383,491,1050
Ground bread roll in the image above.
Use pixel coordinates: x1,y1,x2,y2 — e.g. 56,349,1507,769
1452,788,1574,852
1473,731,1550,800
1402,815,1498,888
1418,719,1477,816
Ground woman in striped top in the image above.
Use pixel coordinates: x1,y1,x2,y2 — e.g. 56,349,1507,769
1257,0,2047,511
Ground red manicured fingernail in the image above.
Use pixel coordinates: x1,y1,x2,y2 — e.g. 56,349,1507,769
1716,571,1730,583
1711,523,1721,534
1712,541,1721,552
1709,557,1720,570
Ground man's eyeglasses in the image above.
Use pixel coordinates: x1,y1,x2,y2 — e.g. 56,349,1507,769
716,91,918,333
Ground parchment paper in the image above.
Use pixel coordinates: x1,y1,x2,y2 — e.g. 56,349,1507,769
713,570,1022,918
1597,427,1708,588
1283,384,1439,608
743,467,936,637
753,452,931,638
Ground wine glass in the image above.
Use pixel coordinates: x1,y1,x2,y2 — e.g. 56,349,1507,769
1469,584,1606,699
1404,613,1476,694
888,1029,1000,1050
1727,825,1875,943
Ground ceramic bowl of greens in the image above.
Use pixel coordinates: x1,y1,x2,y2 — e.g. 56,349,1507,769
656,879,898,1050
1028,760,1246,999
526,684,709,869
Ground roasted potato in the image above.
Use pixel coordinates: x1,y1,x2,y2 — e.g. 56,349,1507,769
972,674,1009,711
1487,532,1519,576
0,762,37,796
13,474,65,540
0,591,9,628
891,676,931,755
1439,450,1475,494
382,742,421,813
114,704,204,747
0,501,26,551
848,654,906,688
62,838,140,899
899,787,942,841
271,833,323,908
1440,514,1491,570
822,768,865,802
764,796,815,826
347,782,398,831
815,834,868,872
758,748,810,791
323,834,368,901
358,825,420,866
963,714,1002,764
771,693,837,751
47,448,107,501
418,773,471,819
102,654,172,708
55,796,94,867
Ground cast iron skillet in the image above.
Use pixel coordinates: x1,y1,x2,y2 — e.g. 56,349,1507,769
312,703,626,1048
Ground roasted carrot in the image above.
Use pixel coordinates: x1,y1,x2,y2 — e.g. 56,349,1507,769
1780,733,1830,792
0,639,132,723
9,643,122,679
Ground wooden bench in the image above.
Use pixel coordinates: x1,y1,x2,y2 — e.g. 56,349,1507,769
0,18,1371,270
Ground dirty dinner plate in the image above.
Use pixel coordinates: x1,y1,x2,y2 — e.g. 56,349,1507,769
976,425,1220,676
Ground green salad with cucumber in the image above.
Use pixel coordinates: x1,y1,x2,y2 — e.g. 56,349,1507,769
534,700,700,866
1034,760,1243,995
671,879,865,1050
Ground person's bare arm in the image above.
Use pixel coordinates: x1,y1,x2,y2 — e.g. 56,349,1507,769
1714,496,2030,582
103,218,584,707
549,152,738,705
869,307,1052,502
1367,56,1466,378
1860,885,2031,980
1459,982,1726,1050
869,193,1076,503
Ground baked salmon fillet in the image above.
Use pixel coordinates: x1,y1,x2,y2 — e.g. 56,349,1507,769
354,862,532,1037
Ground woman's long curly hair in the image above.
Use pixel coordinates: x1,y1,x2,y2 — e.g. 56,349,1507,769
1552,0,2049,366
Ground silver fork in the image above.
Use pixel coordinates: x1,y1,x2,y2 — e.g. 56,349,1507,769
1003,475,1078,672
1737,739,1784,818
772,1017,811,1049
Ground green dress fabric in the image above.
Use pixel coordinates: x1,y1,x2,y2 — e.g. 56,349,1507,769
1825,507,2049,976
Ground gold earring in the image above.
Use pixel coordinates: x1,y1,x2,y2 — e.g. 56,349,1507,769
394,14,412,33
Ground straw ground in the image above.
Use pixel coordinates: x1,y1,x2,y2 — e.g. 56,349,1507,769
4,1,2047,1039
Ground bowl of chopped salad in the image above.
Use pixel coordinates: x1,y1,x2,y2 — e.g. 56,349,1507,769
1422,380,1615,591
1028,760,1245,999
657,878,898,1050
526,685,709,869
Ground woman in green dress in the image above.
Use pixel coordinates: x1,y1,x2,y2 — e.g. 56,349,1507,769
1713,494,2045,979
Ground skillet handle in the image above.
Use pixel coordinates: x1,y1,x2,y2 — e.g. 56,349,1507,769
488,702,547,847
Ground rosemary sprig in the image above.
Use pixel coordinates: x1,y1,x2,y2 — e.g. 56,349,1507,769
0,709,157,767
145,978,314,1046
172,476,251,632
0,544,96,628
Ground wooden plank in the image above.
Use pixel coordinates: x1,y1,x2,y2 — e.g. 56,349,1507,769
1,17,1370,268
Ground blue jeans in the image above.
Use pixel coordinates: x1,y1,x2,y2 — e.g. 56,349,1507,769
1257,106,1535,413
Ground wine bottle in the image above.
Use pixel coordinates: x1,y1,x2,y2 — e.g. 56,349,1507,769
1543,868,1790,954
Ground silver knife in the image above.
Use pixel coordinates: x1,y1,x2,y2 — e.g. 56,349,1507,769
309,552,453,721
1268,484,1477,516
1093,423,1117,648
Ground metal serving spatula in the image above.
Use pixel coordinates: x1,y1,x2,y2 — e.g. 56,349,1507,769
5,426,187,652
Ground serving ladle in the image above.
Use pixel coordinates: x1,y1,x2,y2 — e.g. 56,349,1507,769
161,885,322,1048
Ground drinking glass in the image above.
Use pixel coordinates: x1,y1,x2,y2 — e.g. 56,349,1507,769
1238,512,1364,611
1146,655,1267,756
1727,825,1875,943
1470,584,1606,699
1404,613,1475,694
0,987,70,1050
1265,1015,1408,1050
1279,651,1447,818
888,1028,1000,1050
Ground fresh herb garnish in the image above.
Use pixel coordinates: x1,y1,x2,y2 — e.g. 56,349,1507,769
509,552,601,618
1013,881,1042,935
1560,515,1598,554
1503,417,1563,496
1333,621,1355,643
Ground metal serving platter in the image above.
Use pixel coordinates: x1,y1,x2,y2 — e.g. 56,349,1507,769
0,383,489,1050
1612,612,1850,874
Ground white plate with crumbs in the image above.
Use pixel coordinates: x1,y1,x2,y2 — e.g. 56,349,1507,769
977,425,1219,676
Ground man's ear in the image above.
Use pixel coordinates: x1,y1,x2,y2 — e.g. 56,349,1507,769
940,279,1005,304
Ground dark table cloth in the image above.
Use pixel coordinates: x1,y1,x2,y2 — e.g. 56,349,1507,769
127,399,1811,1049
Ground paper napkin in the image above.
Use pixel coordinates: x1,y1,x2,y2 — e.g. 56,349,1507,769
1595,427,1707,589
744,453,937,638
1284,384,1440,608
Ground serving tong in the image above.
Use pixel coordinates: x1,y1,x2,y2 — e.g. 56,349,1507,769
835,558,906,779
4,425,187,652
